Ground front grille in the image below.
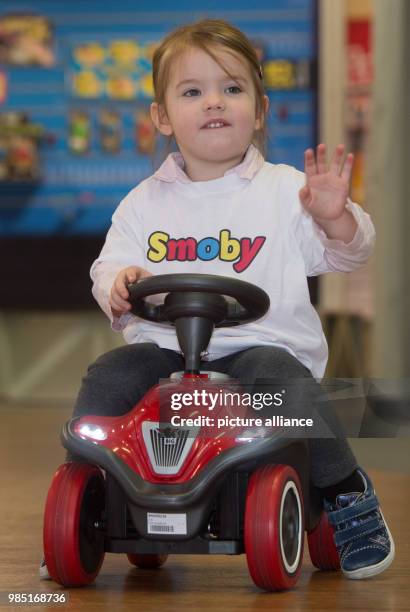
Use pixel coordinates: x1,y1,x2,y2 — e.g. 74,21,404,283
151,427,189,467
142,422,197,475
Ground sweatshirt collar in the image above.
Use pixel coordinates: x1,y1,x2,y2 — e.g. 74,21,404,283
153,144,264,184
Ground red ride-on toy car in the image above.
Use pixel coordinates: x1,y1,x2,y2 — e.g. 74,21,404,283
43,274,339,590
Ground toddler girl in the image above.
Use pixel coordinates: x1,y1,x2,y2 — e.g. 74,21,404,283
41,18,394,581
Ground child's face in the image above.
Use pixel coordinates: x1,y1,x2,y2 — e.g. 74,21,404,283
151,46,266,177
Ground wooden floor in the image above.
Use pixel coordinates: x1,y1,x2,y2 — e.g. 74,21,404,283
0,404,409,611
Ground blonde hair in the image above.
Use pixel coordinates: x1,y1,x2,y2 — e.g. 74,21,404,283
152,18,268,158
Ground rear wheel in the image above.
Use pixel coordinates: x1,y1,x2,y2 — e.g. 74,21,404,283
43,462,105,586
127,553,168,568
307,510,340,570
244,464,304,591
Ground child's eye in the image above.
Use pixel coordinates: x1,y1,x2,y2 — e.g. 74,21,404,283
226,85,242,94
183,88,200,97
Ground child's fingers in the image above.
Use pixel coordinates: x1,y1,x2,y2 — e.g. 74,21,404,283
330,144,345,175
341,152,354,182
299,184,312,207
110,287,129,308
109,291,131,313
140,269,153,279
316,143,327,174
304,148,317,176
112,268,151,316
126,269,138,284
115,273,130,299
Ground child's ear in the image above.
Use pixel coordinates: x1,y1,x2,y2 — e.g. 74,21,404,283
255,95,270,130
150,102,173,136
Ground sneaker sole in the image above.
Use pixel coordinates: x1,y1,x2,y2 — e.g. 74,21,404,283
342,510,395,580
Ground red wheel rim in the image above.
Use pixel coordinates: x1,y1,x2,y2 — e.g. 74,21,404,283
127,553,168,568
307,510,340,570
244,464,304,591
43,462,105,586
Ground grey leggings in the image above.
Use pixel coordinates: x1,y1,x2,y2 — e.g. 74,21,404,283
72,343,357,488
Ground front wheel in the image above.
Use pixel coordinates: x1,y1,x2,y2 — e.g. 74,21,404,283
244,464,304,591
43,462,106,587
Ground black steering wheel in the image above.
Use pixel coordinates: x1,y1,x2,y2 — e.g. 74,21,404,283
127,274,269,373
127,273,270,327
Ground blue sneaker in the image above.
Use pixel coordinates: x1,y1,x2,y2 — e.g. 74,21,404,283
324,468,395,579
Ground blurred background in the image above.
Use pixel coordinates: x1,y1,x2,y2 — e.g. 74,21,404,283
0,0,408,470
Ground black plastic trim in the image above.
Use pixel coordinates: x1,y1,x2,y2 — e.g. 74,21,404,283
105,536,243,555
62,419,307,510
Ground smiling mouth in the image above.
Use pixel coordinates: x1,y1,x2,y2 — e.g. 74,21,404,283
201,122,230,129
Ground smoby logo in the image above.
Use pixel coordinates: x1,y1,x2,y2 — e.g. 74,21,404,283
147,229,266,273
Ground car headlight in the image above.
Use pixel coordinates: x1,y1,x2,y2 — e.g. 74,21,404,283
78,423,107,441
235,427,270,443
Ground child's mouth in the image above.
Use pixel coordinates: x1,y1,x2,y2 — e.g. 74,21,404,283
201,120,231,129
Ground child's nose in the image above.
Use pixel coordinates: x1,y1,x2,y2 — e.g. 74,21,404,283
203,93,225,111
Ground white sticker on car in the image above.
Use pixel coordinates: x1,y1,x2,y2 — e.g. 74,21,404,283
147,512,187,535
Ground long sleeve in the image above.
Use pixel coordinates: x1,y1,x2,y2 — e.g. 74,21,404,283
90,189,145,330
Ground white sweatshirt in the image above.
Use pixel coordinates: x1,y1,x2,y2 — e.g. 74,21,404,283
90,144,375,378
